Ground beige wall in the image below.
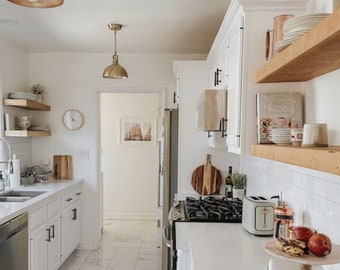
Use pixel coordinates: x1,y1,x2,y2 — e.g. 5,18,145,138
100,92,160,219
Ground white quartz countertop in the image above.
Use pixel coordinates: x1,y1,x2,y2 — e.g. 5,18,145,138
175,222,334,270
0,179,83,224
175,222,277,270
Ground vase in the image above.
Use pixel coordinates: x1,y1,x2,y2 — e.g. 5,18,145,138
35,95,43,103
232,188,245,201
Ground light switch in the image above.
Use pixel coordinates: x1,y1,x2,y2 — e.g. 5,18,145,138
79,150,90,160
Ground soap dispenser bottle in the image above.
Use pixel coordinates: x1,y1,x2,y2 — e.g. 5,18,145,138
0,171,6,191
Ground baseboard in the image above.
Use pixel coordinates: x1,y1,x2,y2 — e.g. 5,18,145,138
104,212,156,220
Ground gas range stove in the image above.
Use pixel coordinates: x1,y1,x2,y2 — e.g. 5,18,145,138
170,196,243,223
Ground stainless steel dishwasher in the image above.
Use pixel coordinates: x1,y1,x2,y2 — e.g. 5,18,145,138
0,212,28,270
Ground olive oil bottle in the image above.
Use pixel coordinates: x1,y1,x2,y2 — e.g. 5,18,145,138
225,165,233,198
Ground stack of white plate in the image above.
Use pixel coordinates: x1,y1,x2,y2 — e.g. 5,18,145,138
8,91,37,101
269,128,291,145
275,13,330,53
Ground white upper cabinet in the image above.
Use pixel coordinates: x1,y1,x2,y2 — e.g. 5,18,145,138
225,15,244,154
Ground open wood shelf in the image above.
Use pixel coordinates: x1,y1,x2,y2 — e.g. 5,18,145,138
255,8,340,83
3,99,50,111
251,144,340,175
5,130,51,137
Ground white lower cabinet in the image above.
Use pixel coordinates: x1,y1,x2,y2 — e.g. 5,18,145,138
60,188,81,264
29,185,82,270
30,198,61,270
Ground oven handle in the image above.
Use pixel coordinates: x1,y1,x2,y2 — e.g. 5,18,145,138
162,224,172,248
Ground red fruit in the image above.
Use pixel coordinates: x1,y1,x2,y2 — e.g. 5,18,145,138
291,226,316,243
308,233,332,257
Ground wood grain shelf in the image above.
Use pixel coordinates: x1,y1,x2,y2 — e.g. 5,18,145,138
5,130,51,137
3,99,50,111
251,144,340,176
255,8,340,83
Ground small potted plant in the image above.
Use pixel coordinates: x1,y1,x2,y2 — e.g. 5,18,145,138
31,84,45,103
232,171,247,200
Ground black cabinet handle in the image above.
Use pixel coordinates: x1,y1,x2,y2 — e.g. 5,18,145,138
76,192,82,196
46,228,51,242
72,208,77,221
216,68,222,86
221,118,228,138
66,198,73,202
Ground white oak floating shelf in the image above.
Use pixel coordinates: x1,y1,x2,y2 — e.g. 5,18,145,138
3,99,50,111
255,8,340,83
5,130,51,137
251,144,340,176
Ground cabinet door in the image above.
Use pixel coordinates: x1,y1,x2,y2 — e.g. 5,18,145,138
30,223,48,270
61,200,81,263
48,214,61,270
226,16,244,154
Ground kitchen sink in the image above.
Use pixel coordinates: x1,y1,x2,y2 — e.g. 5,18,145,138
0,190,46,202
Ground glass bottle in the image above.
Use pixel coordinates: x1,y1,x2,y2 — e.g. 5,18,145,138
225,165,233,198
0,171,5,191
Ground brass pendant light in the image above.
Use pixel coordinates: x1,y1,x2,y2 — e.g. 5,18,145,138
7,0,63,8
103,23,128,79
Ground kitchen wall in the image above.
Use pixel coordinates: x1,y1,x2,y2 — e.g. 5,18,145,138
0,36,32,171
100,92,160,219
239,3,340,270
27,52,206,249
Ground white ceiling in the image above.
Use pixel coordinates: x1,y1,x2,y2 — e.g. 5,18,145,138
0,0,231,54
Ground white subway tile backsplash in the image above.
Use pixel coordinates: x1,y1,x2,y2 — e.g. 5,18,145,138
327,182,340,204
242,155,340,245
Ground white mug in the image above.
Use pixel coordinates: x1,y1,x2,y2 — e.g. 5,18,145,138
302,123,328,147
290,128,303,146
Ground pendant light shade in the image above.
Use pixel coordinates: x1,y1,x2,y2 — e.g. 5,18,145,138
103,23,128,79
7,0,63,8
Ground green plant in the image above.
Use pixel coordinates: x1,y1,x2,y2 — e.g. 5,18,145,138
31,84,45,95
232,171,247,189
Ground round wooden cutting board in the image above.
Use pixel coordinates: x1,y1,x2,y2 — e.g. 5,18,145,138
191,154,222,195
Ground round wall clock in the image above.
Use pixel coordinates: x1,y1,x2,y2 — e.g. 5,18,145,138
63,109,84,130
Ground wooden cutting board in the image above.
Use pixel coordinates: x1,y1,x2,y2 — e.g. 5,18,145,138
191,154,222,195
53,155,73,180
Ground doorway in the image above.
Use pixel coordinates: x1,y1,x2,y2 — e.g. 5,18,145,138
99,89,166,229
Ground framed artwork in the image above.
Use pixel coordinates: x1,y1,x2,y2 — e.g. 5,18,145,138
120,117,157,146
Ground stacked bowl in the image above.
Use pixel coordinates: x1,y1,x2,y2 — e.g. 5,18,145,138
269,128,291,145
275,13,330,53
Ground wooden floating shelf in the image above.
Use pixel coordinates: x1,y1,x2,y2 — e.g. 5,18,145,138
5,130,51,137
255,8,340,83
251,144,340,176
4,99,50,111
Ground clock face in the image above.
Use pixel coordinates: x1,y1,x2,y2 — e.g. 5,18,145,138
63,109,84,130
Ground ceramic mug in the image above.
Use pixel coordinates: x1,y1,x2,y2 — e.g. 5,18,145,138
290,128,303,146
302,123,328,147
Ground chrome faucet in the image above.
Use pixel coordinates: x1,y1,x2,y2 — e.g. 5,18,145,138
0,138,14,174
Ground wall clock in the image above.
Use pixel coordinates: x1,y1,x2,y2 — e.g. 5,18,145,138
63,109,84,130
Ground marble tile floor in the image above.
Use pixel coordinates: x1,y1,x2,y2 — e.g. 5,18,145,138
59,219,161,270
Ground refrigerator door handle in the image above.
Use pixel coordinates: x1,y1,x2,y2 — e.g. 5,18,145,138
162,224,172,248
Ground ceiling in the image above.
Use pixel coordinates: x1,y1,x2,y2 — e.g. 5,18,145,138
0,0,231,54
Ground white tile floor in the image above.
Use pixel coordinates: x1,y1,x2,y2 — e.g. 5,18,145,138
59,219,161,270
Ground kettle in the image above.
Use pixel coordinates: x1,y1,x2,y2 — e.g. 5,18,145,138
274,202,294,238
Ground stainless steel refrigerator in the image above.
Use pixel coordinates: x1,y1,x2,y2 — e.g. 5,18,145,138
157,109,178,270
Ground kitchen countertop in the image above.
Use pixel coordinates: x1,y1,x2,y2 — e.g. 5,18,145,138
175,222,328,270
176,222,272,270
0,179,83,224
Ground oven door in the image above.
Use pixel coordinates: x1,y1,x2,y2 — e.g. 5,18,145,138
162,224,176,270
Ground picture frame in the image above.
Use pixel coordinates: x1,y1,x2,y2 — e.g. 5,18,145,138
120,117,157,146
